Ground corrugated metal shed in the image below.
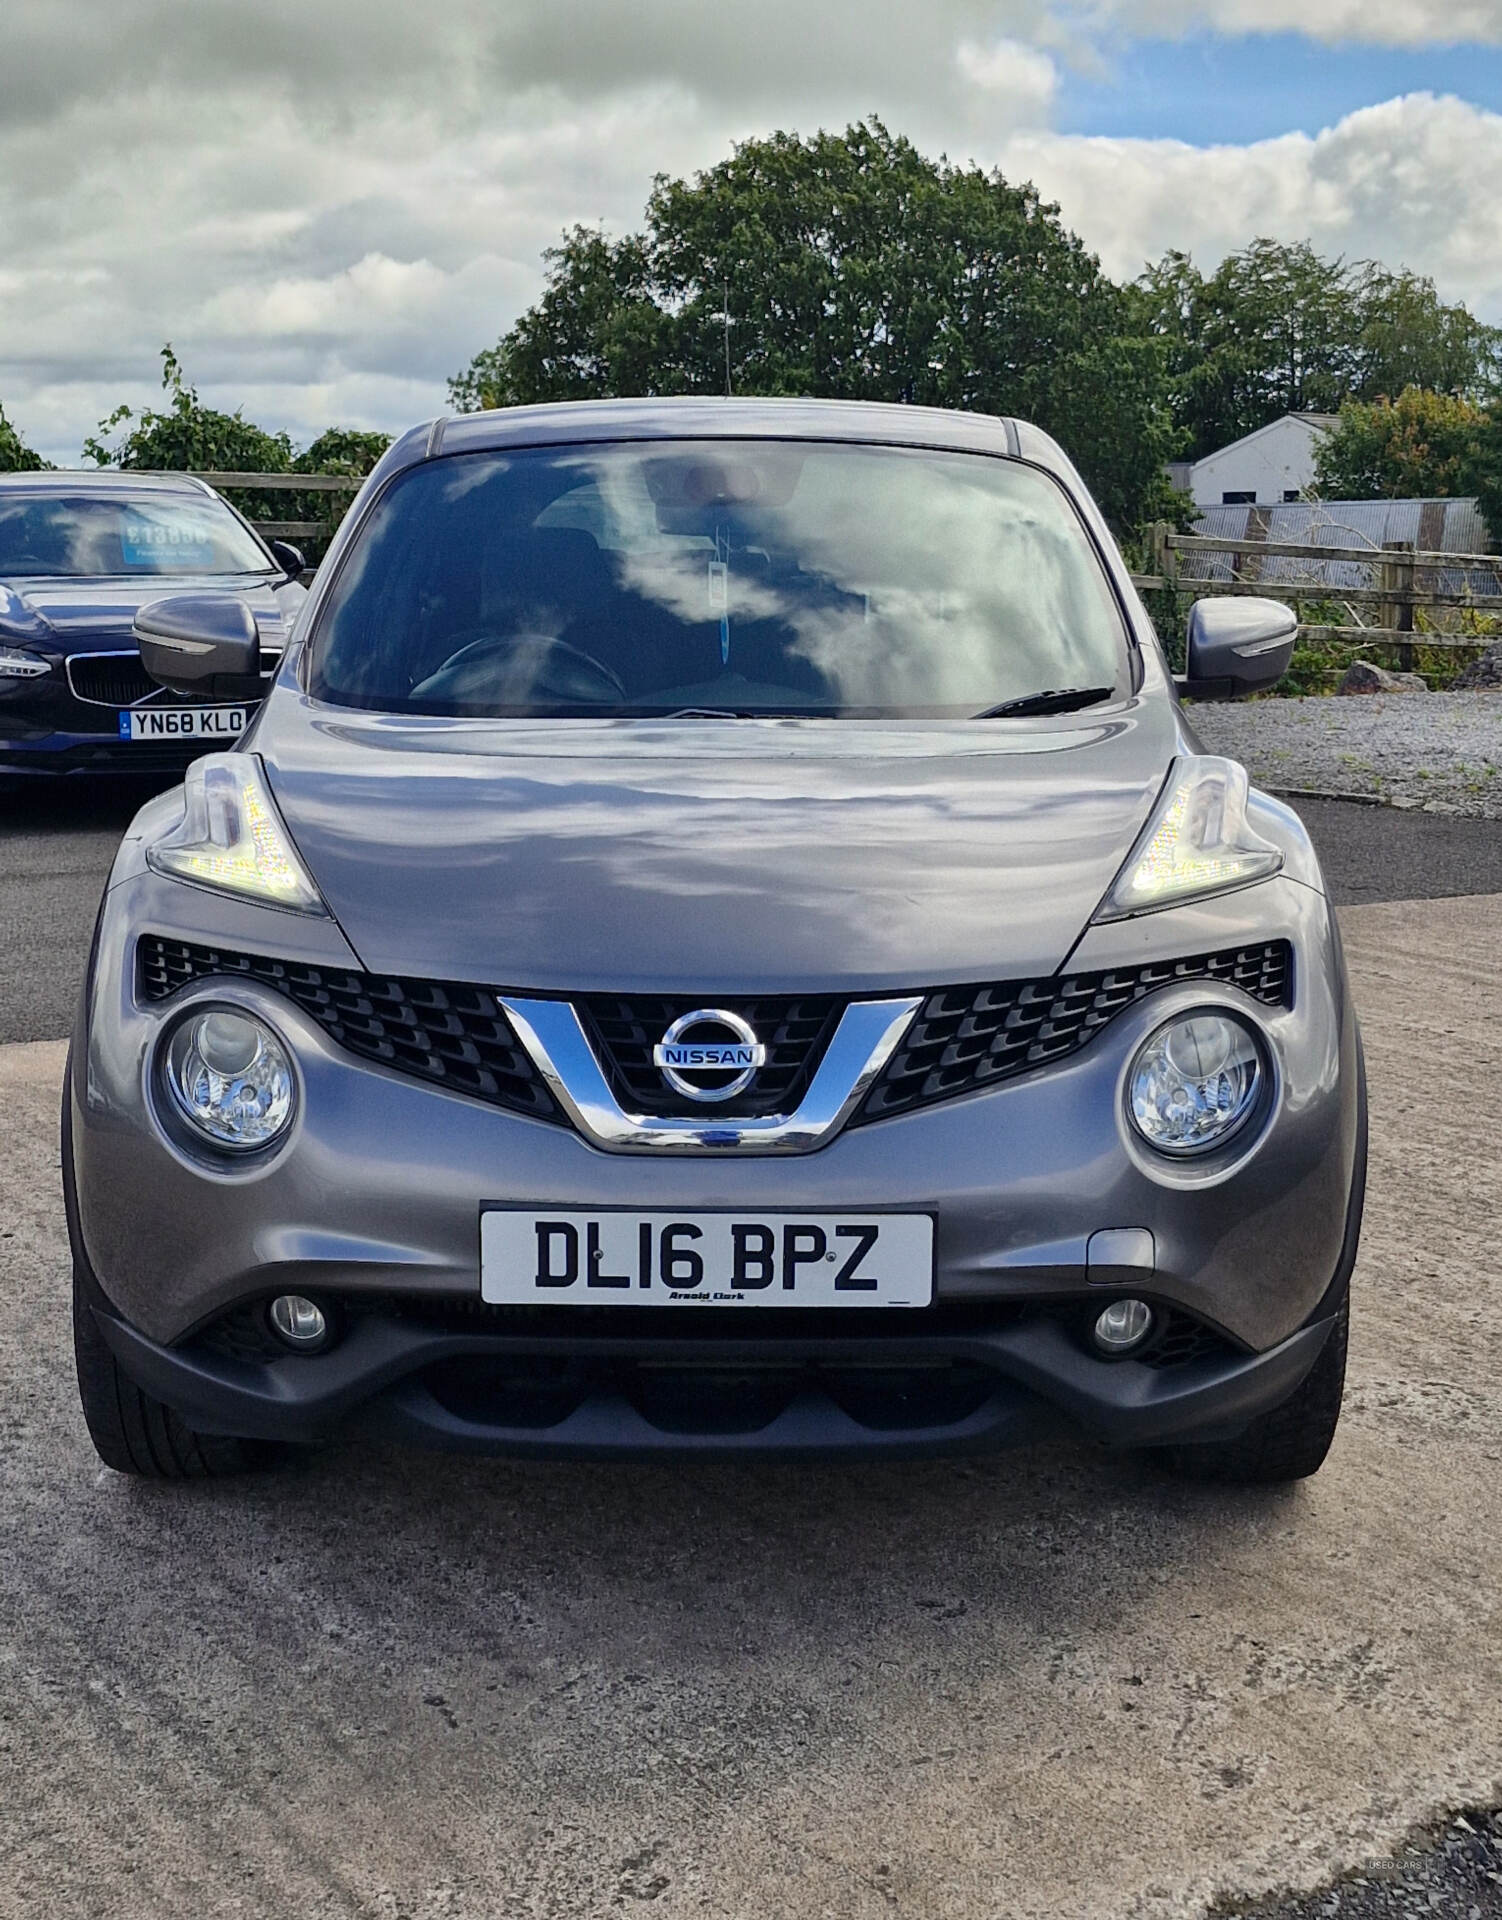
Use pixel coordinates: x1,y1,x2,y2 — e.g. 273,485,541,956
1186,498,1500,596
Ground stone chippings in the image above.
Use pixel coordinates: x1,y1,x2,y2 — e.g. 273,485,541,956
1232,1808,1502,1918
1192,690,1502,817
1454,642,1502,691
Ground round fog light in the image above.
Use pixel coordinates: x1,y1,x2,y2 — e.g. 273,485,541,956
1128,1011,1262,1155
1094,1297,1155,1355
164,1007,294,1151
269,1293,328,1350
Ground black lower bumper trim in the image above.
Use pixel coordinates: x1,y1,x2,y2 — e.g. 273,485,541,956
93,1304,1338,1462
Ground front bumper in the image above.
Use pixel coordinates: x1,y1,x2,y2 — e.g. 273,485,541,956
79,1260,1346,1460
70,865,1364,1459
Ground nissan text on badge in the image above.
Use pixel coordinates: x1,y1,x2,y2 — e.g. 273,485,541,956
67,399,1365,1481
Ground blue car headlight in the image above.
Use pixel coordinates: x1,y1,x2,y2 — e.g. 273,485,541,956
1128,1011,1262,1155
163,1007,295,1151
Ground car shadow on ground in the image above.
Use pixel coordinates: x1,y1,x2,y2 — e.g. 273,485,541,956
0,771,177,835
105,1432,1295,1683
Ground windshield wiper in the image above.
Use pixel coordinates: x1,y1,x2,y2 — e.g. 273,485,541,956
662,706,758,719
973,685,1115,719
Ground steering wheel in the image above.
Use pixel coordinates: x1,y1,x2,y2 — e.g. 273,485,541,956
410,631,626,706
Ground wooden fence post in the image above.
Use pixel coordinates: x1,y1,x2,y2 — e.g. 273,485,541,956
1380,540,1416,673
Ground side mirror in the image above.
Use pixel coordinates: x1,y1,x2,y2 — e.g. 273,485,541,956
1182,597,1297,700
135,595,262,700
267,539,306,578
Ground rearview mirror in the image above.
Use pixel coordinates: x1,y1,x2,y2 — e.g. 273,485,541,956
1182,597,1297,700
267,538,306,578
135,595,262,700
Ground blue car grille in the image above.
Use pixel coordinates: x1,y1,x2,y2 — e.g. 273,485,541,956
136,937,561,1121
854,940,1292,1123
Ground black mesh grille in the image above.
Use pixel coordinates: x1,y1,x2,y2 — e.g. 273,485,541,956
1140,1310,1235,1370
579,993,842,1117
68,650,280,707
856,941,1291,1123
137,936,560,1121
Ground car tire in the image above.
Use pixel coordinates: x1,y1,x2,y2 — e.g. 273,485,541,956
72,1264,267,1479
1161,1293,1349,1485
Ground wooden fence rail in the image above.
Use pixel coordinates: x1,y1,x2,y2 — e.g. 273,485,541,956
1130,522,1501,659
1152,530,1498,571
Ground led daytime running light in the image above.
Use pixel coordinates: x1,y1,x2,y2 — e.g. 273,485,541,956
1096,756,1282,920
147,752,326,914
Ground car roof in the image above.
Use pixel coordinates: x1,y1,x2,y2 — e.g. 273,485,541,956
0,469,217,499
415,396,1052,469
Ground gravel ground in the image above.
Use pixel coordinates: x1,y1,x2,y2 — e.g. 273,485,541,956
1232,1809,1502,1918
1191,691,1502,817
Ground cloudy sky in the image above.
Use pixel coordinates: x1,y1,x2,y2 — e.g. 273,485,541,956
3,0,1502,463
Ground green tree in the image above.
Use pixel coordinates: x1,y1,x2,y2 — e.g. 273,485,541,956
84,345,293,478
1465,406,1502,548
1355,268,1501,402
1313,388,1484,500
0,401,49,472
450,121,1178,533
448,227,667,411
1137,241,1501,459
285,427,393,553
293,428,392,477
81,351,394,548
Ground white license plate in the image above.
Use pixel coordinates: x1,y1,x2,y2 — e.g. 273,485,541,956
119,705,248,741
480,1211,934,1308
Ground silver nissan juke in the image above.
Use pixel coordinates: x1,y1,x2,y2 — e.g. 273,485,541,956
65,399,1366,1483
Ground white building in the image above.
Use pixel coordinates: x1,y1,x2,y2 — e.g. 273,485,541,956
1169,413,1336,509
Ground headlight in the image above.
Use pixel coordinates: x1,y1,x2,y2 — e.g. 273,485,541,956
163,1008,295,1151
1127,1012,1262,1155
0,646,49,678
1095,756,1282,920
147,752,326,914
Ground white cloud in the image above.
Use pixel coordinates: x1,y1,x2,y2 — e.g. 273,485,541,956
955,38,1058,118
999,92,1502,300
1101,0,1502,44
3,3,1502,463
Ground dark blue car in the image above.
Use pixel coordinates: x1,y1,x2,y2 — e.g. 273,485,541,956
0,471,305,775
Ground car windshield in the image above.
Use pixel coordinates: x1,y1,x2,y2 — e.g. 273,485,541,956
0,492,272,578
311,439,1127,719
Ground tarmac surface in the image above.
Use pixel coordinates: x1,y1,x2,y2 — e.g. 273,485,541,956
1,883,1499,1918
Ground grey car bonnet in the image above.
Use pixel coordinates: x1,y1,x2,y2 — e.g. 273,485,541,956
251,689,1180,993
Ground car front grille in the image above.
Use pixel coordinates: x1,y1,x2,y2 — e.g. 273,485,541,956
67,649,281,707
854,940,1292,1123
579,993,842,1117
67,653,159,707
137,935,1290,1131
137,936,561,1121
